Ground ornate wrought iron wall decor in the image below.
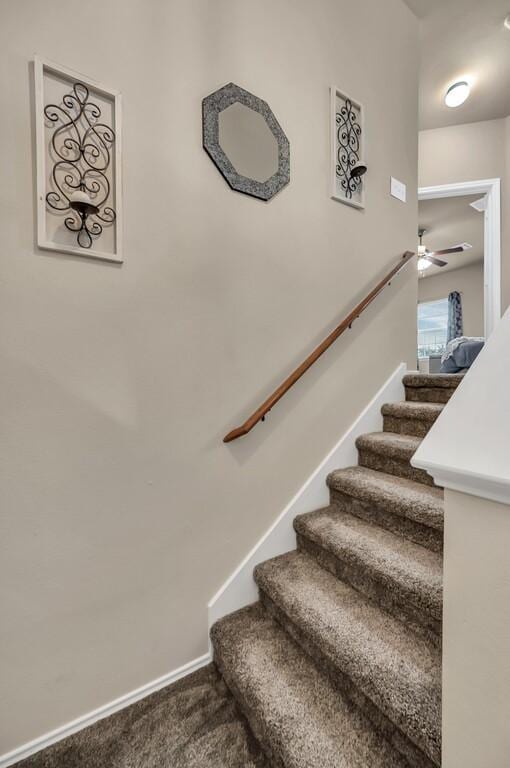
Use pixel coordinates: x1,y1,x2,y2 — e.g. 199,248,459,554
34,57,122,262
44,82,116,249
202,82,290,201
330,87,365,209
336,99,362,199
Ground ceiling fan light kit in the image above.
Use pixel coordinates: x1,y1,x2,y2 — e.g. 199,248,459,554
416,228,470,271
444,80,470,108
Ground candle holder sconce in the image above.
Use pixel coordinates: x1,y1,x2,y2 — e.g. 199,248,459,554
44,82,116,250
330,86,366,210
34,57,122,262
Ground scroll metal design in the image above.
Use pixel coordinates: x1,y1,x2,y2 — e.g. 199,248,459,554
44,82,116,249
335,98,362,199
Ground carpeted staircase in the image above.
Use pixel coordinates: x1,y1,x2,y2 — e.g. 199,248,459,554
211,373,463,768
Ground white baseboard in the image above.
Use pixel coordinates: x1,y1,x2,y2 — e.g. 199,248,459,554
208,362,407,629
0,652,212,768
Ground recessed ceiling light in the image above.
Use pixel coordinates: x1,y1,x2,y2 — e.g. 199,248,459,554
504,14,510,30
444,81,470,108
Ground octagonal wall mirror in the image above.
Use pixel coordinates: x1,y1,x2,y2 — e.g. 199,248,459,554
202,82,290,201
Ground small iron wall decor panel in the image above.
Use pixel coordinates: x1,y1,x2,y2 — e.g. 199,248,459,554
331,86,365,209
34,56,122,262
202,82,290,201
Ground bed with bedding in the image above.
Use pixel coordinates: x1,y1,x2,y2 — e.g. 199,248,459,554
440,336,485,373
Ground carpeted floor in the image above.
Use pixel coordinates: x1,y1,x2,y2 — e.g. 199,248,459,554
16,665,267,768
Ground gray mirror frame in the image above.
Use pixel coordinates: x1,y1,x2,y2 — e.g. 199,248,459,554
202,82,290,201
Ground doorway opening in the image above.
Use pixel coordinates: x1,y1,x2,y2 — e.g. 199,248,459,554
416,179,500,373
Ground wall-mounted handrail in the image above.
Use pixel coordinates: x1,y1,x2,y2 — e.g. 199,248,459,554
223,250,415,443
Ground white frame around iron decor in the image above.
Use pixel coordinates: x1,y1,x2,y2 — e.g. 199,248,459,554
418,178,501,339
34,55,123,263
330,86,365,210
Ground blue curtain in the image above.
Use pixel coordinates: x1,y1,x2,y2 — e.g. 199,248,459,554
447,291,463,342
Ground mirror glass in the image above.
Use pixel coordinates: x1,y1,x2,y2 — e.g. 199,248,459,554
219,102,278,183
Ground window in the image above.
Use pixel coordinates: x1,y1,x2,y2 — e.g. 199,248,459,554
417,298,448,358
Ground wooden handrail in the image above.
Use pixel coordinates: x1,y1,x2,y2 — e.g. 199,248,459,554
224,250,415,442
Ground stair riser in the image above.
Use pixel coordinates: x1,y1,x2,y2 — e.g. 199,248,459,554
383,414,438,438
405,386,455,404
296,532,442,647
330,489,443,554
358,448,435,487
260,591,439,768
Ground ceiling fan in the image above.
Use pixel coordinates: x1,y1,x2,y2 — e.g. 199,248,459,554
417,228,472,271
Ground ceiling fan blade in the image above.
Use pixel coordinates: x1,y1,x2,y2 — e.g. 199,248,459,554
425,255,448,267
428,246,464,257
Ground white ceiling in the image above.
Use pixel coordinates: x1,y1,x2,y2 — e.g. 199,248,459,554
404,0,510,129
418,194,484,278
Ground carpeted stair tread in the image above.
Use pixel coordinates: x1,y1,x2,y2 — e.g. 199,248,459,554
356,432,422,460
381,402,444,437
356,432,433,486
254,551,441,765
381,401,444,420
402,373,463,389
211,604,411,768
294,506,442,622
404,373,463,404
382,401,444,419
327,466,443,531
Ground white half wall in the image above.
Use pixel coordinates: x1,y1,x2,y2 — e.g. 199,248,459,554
412,308,510,504
442,490,510,768
209,362,407,627
412,306,510,763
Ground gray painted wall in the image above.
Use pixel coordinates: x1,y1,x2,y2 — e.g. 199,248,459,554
0,0,418,751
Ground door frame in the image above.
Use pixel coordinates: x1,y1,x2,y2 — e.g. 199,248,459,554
418,178,501,338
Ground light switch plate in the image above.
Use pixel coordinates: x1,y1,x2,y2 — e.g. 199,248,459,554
390,177,406,203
